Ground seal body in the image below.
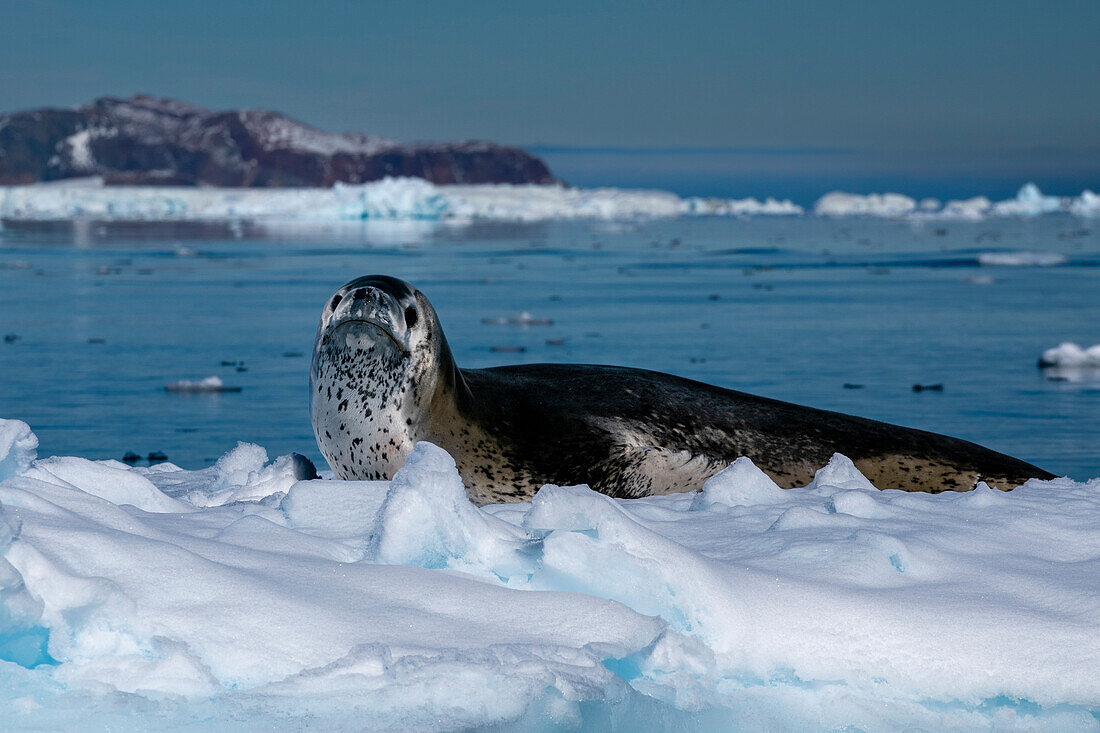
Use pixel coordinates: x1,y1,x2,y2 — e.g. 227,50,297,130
311,276,1055,503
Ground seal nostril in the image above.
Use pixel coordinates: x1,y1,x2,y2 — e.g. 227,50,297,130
404,306,418,328
353,288,367,300
330,294,342,310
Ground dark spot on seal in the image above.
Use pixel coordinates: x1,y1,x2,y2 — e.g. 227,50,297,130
404,306,418,328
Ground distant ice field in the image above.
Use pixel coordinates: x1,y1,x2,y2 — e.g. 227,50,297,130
1,211,1097,479
1,177,1097,223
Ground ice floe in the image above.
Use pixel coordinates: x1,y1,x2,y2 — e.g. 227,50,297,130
3,178,1097,224
977,251,1068,267
0,176,802,224
1038,342,1100,383
1040,342,1100,369
815,183,1100,220
814,191,918,218
164,375,241,393
1,419,1098,730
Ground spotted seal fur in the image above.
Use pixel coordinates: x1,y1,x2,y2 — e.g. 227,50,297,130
310,275,1054,503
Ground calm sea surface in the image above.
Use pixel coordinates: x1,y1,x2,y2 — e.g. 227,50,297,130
1,215,1097,479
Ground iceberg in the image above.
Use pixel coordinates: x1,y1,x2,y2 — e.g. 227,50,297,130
813,191,918,218
1,419,1098,730
1039,342,1100,368
991,182,1063,217
1069,189,1100,218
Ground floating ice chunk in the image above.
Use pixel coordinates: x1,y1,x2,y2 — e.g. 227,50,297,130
977,251,1067,266
814,191,917,217
23,457,189,513
691,457,787,509
991,182,1063,217
810,184,1098,221
685,196,804,216
1069,189,1100,217
369,442,527,575
0,419,38,482
1039,342,1100,368
481,311,554,326
164,375,241,393
937,196,992,221
804,453,876,494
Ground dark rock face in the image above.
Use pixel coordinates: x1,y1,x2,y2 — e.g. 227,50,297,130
0,95,558,187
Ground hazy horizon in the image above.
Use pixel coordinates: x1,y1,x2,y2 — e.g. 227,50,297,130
2,1,1097,201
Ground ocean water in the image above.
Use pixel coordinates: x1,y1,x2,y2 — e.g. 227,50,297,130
1,215,1097,480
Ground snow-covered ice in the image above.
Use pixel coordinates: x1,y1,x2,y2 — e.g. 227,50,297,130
815,183,1100,220
977,251,1068,267
164,375,241,393
814,191,918,218
3,178,1097,224
0,177,802,224
1,418,1097,730
1038,343,1100,384
1040,342,1100,369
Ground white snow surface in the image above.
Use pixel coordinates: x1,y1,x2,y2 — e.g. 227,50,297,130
236,109,398,156
0,177,802,223
1,419,1097,730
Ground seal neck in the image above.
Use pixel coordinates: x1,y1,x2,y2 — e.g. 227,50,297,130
427,333,476,421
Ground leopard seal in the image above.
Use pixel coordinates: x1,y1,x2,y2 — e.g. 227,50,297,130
310,275,1054,503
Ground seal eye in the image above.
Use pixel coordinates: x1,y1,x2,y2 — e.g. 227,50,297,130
330,294,342,310
404,306,418,329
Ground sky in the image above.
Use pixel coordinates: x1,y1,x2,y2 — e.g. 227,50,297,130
2,0,1098,200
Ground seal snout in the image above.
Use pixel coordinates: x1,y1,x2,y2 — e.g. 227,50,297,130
320,275,424,355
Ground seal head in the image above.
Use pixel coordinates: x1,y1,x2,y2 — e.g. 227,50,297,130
309,275,467,480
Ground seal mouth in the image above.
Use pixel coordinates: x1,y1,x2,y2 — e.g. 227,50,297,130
326,318,408,353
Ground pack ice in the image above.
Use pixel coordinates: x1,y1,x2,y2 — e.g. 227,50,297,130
0,418,1097,731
